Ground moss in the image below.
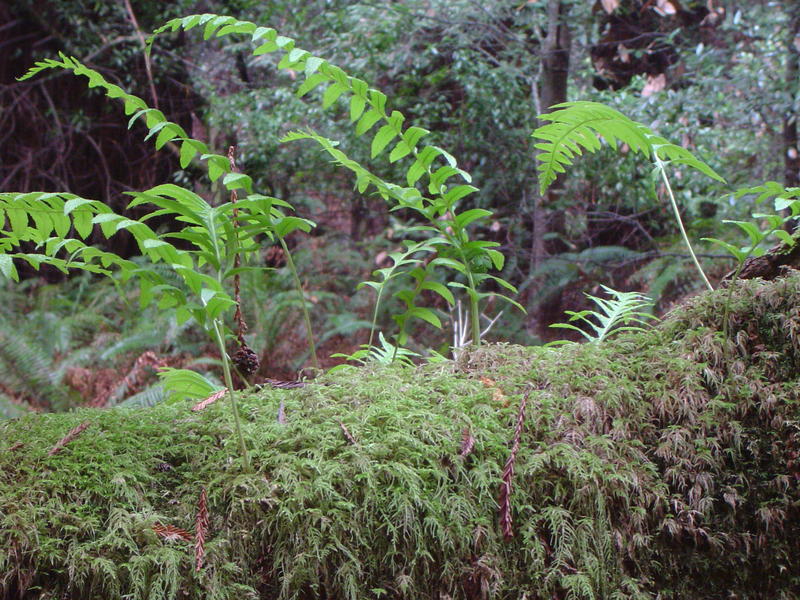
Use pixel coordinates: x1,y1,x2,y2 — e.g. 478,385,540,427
2,276,800,599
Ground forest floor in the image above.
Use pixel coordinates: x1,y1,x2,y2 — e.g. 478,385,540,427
1,274,799,599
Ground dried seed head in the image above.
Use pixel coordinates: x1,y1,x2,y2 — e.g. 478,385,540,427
233,345,260,376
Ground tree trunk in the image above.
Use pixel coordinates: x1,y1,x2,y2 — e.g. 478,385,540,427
531,0,571,272
783,2,800,190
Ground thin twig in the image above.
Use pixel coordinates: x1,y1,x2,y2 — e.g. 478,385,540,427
122,0,159,110
498,386,531,540
48,421,91,456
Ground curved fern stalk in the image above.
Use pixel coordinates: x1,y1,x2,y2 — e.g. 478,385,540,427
654,153,713,291
18,54,231,180
147,14,517,346
533,101,726,291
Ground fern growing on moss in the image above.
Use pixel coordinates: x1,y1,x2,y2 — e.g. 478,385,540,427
550,285,656,343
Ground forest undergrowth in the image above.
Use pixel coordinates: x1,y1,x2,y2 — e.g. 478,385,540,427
1,274,798,600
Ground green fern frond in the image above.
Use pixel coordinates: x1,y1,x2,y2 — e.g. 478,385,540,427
117,384,166,408
0,316,70,409
147,15,475,195
550,285,656,343
533,101,725,194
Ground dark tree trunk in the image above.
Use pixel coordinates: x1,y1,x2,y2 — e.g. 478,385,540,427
783,3,800,189
531,0,571,271
539,0,571,117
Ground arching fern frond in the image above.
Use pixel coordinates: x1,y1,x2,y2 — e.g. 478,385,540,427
533,101,725,194
550,285,656,343
145,14,472,195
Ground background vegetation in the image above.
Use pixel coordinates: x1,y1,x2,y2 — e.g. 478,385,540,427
2,0,800,410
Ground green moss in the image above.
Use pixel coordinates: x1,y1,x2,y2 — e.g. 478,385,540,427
2,276,800,599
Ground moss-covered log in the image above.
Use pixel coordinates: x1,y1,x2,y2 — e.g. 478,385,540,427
2,276,800,600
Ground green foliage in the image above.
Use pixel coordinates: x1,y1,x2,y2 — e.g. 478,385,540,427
533,101,725,195
2,274,800,599
4,11,519,404
145,13,517,347
330,331,421,370
0,313,71,413
533,101,728,291
702,181,800,339
550,285,656,343
704,181,800,265
158,368,222,403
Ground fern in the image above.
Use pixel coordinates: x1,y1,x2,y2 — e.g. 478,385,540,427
14,38,511,353
0,393,31,419
524,245,644,308
143,13,517,346
330,332,420,369
0,316,72,411
118,384,166,408
533,101,726,291
533,101,724,194
550,285,656,343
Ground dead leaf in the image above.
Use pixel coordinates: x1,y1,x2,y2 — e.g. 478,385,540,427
191,388,226,412
459,427,475,457
653,0,678,16
480,376,509,407
600,0,619,13
153,523,192,542
641,73,667,97
493,388,509,407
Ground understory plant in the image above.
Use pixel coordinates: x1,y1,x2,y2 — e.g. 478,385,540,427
704,182,800,336
0,14,521,462
549,285,655,344
533,101,800,332
533,101,726,290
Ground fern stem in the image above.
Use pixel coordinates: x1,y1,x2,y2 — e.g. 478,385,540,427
469,285,481,347
211,318,252,473
277,237,319,372
656,158,713,291
457,245,481,346
366,287,384,351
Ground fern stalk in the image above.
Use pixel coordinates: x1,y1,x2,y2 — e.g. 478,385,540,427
211,318,251,472
366,287,384,351
655,155,713,291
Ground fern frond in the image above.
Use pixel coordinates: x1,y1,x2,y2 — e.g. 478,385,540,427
551,285,656,343
533,101,725,194
0,317,70,409
0,393,32,419
147,14,476,198
280,130,427,210
118,384,166,408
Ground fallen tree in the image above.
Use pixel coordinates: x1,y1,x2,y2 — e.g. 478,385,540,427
1,275,799,600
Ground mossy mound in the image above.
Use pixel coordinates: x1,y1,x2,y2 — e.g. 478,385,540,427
2,276,800,600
